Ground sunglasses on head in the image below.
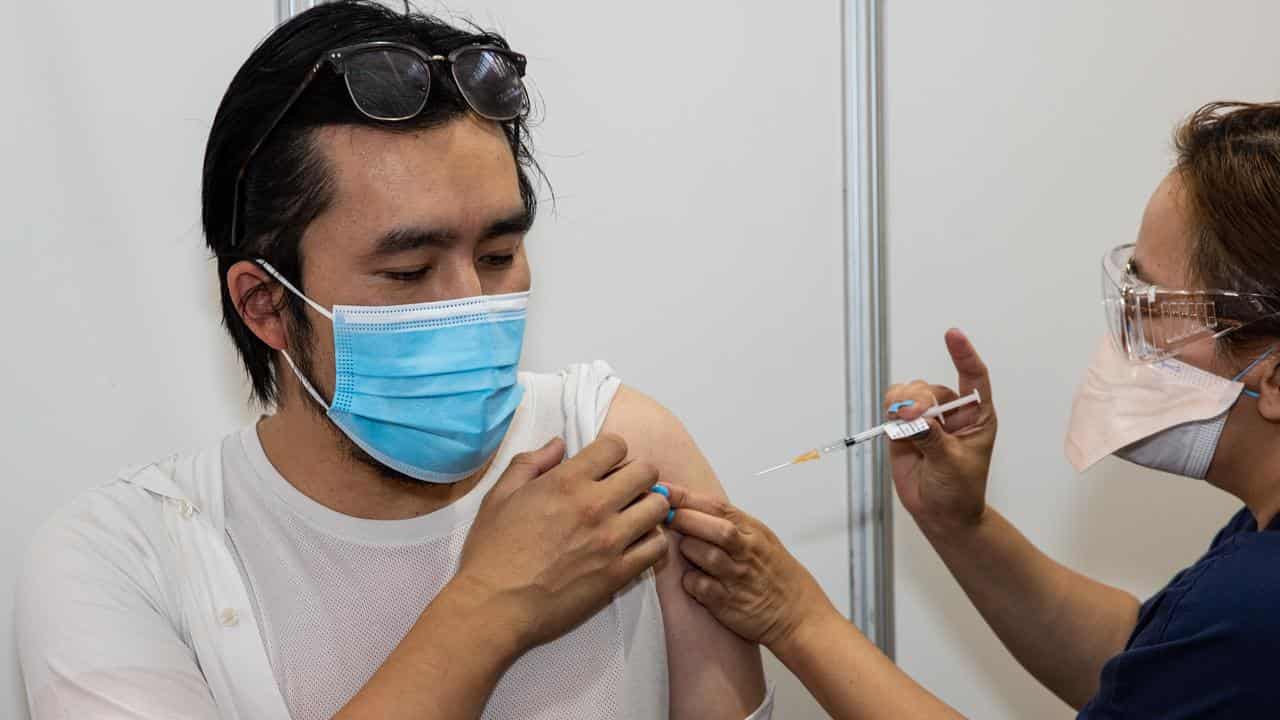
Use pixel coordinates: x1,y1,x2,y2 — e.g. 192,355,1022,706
230,41,529,249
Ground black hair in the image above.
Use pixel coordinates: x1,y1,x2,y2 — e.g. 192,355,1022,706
202,0,539,405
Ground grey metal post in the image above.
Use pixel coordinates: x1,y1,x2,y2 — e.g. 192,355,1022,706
842,0,892,656
277,0,331,24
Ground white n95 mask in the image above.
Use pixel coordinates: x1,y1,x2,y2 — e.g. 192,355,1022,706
1064,337,1272,478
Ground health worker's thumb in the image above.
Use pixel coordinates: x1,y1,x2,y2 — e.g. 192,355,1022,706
908,418,956,463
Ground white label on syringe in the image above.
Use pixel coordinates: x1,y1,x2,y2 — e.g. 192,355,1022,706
883,418,930,440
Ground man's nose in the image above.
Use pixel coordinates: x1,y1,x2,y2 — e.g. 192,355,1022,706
436,261,484,300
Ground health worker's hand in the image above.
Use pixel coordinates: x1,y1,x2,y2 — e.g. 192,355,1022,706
661,485,840,652
884,328,997,538
456,435,670,650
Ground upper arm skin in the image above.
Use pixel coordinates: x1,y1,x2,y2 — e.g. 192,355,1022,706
600,386,767,719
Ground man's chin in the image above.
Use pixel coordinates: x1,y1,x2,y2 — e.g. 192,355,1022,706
290,350,428,487
348,444,426,487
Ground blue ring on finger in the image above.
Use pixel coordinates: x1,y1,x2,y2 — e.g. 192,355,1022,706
665,509,676,525
650,485,670,499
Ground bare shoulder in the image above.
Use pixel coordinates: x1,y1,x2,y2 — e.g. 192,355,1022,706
599,385,727,499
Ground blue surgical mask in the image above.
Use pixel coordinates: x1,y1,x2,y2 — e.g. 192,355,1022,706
259,261,526,484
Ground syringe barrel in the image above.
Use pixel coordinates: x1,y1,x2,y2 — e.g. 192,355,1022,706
848,425,885,445
924,389,981,418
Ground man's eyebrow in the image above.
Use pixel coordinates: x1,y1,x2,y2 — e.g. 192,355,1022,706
367,226,459,258
365,209,532,258
482,208,534,240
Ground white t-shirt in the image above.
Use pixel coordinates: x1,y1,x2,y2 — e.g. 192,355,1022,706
220,367,667,719
14,363,682,719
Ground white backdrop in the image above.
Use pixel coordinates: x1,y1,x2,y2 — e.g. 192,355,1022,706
2,1,845,717
884,1,1280,717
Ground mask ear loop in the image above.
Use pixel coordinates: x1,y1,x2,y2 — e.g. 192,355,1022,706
1236,346,1278,400
255,260,334,320
254,260,334,409
279,349,330,409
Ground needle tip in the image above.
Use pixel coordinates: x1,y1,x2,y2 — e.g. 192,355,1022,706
755,462,791,476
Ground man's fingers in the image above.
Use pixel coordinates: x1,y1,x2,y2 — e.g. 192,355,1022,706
599,460,661,510
563,432,630,482
495,437,566,493
945,328,994,414
617,527,669,581
614,491,670,547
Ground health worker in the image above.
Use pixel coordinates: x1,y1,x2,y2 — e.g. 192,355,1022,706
665,100,1280,720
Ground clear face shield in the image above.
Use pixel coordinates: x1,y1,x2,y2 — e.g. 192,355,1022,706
1102,243,1280,364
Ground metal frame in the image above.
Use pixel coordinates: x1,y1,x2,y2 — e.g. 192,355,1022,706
276,0,329,24
842,0,893,656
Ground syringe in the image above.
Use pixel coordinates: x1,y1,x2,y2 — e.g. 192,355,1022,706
754,390,982,477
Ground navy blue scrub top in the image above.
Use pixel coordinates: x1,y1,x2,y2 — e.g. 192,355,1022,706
1079,507,1280,718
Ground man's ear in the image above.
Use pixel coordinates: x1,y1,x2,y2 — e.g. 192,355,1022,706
227,260,289,351
1255,353,1280,423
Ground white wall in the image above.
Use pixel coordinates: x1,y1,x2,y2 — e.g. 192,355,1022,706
884,2,1280,717
3,1,846,717
3,2,271,717
452,2,847,715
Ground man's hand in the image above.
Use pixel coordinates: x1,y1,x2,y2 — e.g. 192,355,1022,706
456,434,671,649
340,434,670,719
